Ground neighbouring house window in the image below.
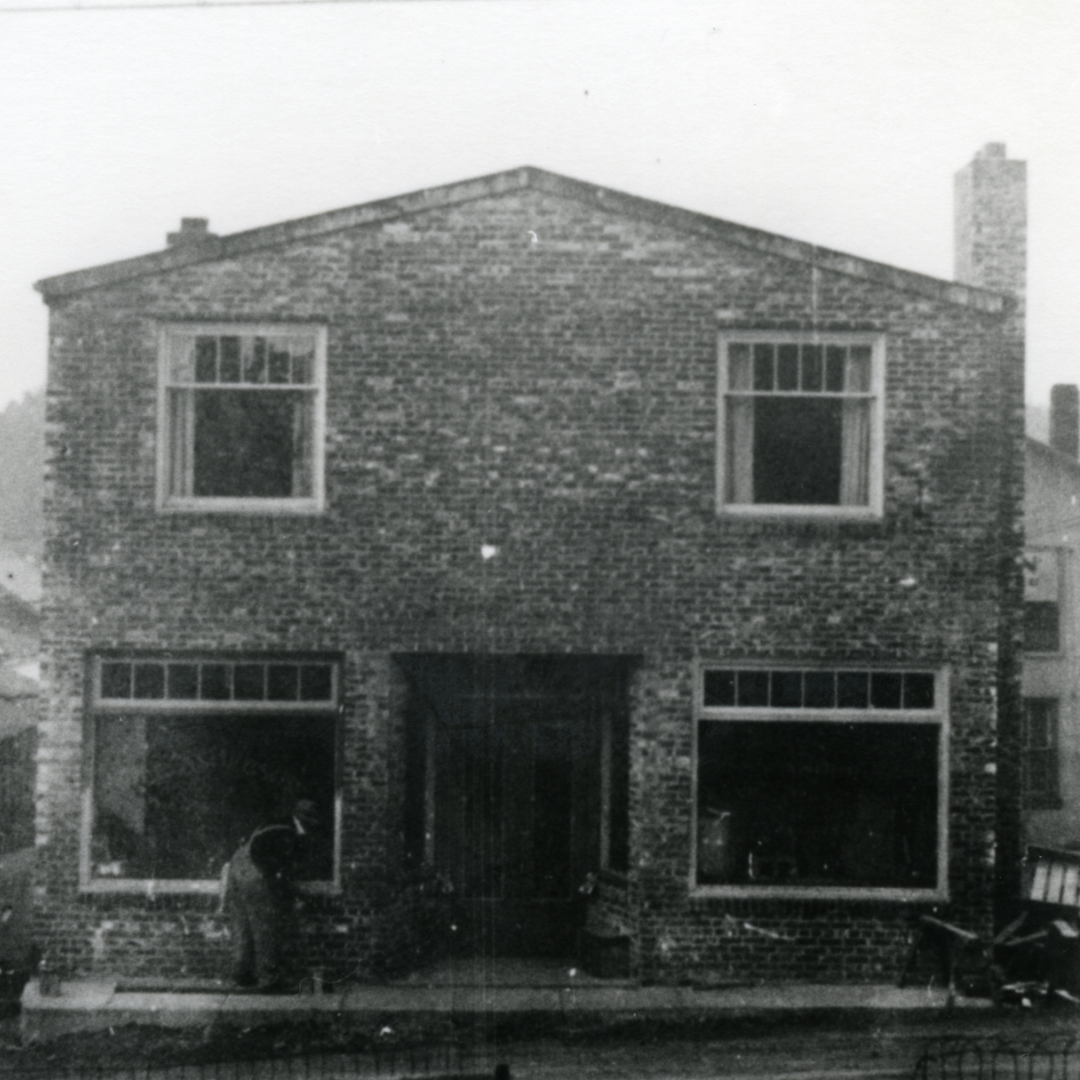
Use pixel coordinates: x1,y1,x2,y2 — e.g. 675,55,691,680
695,666,946,898
718,335,884,516
1024,549,1063,652
84,655,340,893
1022,698,1060,809
158,325,326,512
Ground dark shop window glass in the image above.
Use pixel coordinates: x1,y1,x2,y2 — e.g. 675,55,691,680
101,663,133,700
201,665,231,701
268,665,300,701
91,713,335,881
300,665,334,702
1025,602,1061,652
233,664,265,701
703,670,735,707
133,664,166,700
166,664,199,700
697,721,939,889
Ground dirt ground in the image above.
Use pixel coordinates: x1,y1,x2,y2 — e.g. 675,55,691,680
3,1006,1080,1080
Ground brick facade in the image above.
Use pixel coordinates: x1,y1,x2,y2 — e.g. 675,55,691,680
34,159,1024,985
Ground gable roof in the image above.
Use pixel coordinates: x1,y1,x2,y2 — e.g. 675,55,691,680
35,166,1010,313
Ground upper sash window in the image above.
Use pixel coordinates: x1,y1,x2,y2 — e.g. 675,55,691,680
158,325,326,513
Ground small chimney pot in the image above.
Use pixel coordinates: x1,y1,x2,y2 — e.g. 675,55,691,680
167,218,216,248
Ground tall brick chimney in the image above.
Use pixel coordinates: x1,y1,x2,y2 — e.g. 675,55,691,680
954,143,1026,305
1050,384,1080,459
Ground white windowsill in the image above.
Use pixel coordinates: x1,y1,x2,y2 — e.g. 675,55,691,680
690,884,947,902
718,504,882,521
79,878,342,897
158,497,324,515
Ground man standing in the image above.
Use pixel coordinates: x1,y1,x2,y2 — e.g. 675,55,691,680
226,799,319,992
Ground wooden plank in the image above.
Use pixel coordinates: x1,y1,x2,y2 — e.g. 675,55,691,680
1031,860,1050,901
1047,862,1066,905
1063,864,1080,907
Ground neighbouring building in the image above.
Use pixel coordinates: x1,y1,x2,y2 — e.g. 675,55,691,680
1023,385,1080,850
32,145,1025,985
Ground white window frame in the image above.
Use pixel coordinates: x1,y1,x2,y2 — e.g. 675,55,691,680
80,653,343,896
716,332,885,519
691,662,949,902
156,323,327,514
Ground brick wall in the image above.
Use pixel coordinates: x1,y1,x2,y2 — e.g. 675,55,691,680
37,178,1023,983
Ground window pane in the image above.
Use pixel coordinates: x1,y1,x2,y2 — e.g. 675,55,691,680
234,664,265,700
870,672,902,709
300,664,334,702
194,337,217,383
219,337,241,383
292,346,314,385
166,664,199,700
192,390,302,498
91,714,335,881
268,664,300,701
133,663,165,699
201,664,231,700
777,345,799,391
753,344,774,391
771,670,802,708
801,345,823,391
268,341,291,384
903,674,935,710
101,662,133,699
243,337,266,384
825,346,845,391
753,397,843,504
697,720,939,887
804,671,835,708
703,670,735,707
736,671,769,706
837,671,868,708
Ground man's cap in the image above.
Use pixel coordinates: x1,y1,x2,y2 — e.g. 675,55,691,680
294,799,319,826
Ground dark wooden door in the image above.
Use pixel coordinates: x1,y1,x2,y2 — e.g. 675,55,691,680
433,697,597,957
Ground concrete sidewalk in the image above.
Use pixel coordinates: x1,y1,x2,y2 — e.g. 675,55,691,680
20,976,987,1043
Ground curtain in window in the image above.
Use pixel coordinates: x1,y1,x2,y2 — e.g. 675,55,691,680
839,400,870,506
839,347,871,506
292,393,314,498
168,390,195,497
726,345,755,503
726,398,755,504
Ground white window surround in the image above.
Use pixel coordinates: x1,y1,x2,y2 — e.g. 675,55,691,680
716,332,886,519
80,654,343,896
156,323,327,515
691,663,949,902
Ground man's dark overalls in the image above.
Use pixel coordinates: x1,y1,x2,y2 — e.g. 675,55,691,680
227,816,309,990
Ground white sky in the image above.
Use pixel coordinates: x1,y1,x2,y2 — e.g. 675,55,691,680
1,0,1077,411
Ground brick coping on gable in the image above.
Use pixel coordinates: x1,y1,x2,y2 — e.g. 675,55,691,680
35,167,1010,314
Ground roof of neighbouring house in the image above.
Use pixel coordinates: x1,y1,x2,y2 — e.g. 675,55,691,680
35,166,1011,314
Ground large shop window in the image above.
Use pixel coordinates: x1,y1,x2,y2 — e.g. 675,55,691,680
83,655,340,894
157,325,326,513
695,666,947,899
717,334,884,517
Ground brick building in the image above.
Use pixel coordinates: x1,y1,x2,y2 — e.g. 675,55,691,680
1023,385,1080,848
33,145,1025,985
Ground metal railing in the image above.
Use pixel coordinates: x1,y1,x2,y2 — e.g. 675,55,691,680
914,1036,1080,1080
3,1045,511,1080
